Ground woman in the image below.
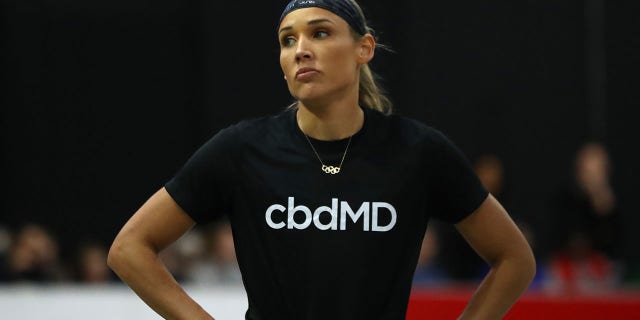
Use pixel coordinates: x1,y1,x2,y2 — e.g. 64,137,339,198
107,0,536,319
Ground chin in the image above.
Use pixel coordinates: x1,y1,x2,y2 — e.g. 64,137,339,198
292,88,327,104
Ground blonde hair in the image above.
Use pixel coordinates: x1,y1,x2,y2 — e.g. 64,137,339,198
358,49,393,115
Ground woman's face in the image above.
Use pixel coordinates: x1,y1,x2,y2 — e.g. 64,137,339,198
278,7,373,106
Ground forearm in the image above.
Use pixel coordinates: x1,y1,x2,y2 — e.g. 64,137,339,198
108,242,214,320
458,256,535,320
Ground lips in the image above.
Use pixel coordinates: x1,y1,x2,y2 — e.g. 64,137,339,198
295,67,319,80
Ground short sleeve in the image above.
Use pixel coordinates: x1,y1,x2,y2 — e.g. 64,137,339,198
164,126,237,225
425,130,489,224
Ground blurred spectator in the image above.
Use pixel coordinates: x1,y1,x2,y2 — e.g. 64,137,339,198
548,142,621,260
187,221,242,286
1,224,67,282
74,242,115,283
413,225,449,286
545,142,622,292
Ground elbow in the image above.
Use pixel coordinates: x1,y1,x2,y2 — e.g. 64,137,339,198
522,250,537,284
508,237,537,285
107,234,157,278
527,250,537,283
519,245,537,286
491,245,537,286
107,239,124,272
107,236,136,274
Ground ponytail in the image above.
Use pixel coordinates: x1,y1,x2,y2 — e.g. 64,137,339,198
358,63,392,115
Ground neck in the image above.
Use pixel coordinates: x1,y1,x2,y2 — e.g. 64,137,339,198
296,101,364,141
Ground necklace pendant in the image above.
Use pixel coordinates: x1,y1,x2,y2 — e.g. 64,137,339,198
303,133,351,175
322,165,341,175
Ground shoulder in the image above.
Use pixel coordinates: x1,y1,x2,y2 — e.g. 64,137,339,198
207,109,291,145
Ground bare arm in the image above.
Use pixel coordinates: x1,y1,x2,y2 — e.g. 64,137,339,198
455,194,536,320
107,187,214,320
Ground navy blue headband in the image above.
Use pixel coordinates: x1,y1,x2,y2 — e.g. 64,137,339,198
279,0,367,35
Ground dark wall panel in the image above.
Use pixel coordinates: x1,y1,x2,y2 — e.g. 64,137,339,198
1,0,637,268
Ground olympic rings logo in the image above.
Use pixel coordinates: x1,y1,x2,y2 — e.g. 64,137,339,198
322,165,341,174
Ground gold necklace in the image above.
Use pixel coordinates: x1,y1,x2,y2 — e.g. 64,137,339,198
303,134,353,175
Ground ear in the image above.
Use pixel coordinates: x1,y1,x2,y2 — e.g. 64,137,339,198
356,34,375,64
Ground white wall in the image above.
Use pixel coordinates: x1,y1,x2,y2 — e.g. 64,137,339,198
0,285,248,320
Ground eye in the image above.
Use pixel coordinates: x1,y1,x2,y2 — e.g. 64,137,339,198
313,30,329,39
281,36,296,47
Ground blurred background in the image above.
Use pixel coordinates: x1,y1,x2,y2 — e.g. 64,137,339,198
1,0,639,318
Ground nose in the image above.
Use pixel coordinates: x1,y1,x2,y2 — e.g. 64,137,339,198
295,37,313,62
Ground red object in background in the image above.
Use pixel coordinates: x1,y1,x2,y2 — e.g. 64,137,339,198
407,287,640,319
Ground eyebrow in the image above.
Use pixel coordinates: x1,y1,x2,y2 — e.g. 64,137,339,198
279,18,334,34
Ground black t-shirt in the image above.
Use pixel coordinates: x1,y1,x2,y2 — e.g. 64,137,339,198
165,107,488,320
